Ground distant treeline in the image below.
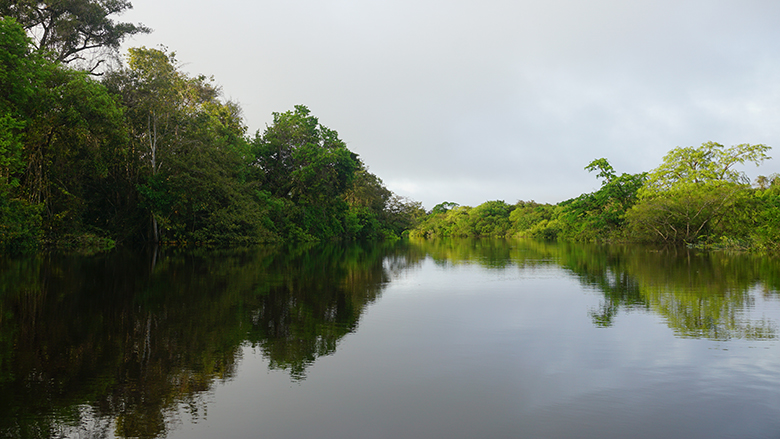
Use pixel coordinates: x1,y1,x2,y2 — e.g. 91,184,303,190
411,142,780,252
0,11,424,252
3,3,779,253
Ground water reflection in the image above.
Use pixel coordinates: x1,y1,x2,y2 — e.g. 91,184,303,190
0,242,422,438
244,243,421,379
556,244,780,340
1,239,779,438
411,239,780,340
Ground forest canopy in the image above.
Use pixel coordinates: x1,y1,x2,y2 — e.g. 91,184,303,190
0,15,423,252
1,4,778,253
411,142,779,252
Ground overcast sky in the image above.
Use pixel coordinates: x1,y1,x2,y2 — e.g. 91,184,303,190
119,0,780,209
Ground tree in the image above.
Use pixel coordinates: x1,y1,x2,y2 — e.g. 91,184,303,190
251,106,360,240
1,17,129,249
381,194,425,237
106,47,203,241
468,200,514,236
754,173,780,190
0,0,150,72
627,142,771,243
557,158,646,241
640,141,770,193
584,157,616,183
105,46,271,244
0,17,41,189
430,201,459,215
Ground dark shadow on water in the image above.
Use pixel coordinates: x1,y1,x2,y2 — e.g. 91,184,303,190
0,241,423,438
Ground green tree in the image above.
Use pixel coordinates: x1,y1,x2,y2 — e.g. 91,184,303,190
430,201,459,215
627,142,771,243
1,17,130,250
381,194,425,237
0,17,41,189
640,141,770,192
0,0,150,72
251,106,360,241
105,46,272,244
508,200,558,239
557,158,646,241
343,167,391,239
468,200,514,236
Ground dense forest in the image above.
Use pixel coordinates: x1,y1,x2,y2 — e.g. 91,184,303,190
0,6,424,252
2,2,779,253
411,142,780,252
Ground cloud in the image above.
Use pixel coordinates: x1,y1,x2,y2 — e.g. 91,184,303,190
121,0,780,208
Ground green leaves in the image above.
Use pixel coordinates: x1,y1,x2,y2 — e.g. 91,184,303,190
251,106,365,241
585,158,616,184
627,142,772,244
641,141,770,194
0,0,150,72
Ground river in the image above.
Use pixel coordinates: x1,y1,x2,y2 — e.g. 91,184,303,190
1,239,779,438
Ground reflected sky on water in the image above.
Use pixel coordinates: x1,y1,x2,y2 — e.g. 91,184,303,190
2,239,780,438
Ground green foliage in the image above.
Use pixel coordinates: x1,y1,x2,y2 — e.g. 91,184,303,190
410,145,780,251
2,17,132,250
411,200,515,238
628,142,770,244
107,46,275,245
583,157,616,182
381,195,426,238
0,195,42,252
431,201,459,214
0,19,35,191
508,201,557,235
743,184,780,252
640,141,770,193
343,168,391,239
557,161,646,241
0,0,150,71
12,3,779,252
0,18,425,251
469,200,514,236
251,105,366,242
627,182,744,243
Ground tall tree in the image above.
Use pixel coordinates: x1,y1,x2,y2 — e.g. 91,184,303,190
558,158,646,240
105,47,203,241
640,141,770,192
1,17,130,249
0,0,150,72
0,17,45,251
627,142,771,243
105,46,270,244
252,106,360,240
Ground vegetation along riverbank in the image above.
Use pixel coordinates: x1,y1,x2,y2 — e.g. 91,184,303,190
1,3,778,253
411,142,780,252
0,11,424,253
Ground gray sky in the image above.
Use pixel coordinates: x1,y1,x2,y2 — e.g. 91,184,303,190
119,0,780,210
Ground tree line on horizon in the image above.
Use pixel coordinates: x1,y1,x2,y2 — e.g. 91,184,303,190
412,141,780,252
0,6,424,253
2,1,779,254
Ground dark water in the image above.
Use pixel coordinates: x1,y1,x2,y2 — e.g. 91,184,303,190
1,239,780,439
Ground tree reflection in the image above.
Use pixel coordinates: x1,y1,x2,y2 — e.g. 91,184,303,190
615,248,779,339
0,242,419,438
1,239,778,438
245,243,401,379
408,238,780,340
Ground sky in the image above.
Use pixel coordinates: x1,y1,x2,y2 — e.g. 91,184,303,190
118,0,780,210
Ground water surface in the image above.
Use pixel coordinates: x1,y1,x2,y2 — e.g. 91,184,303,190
1,239,779,438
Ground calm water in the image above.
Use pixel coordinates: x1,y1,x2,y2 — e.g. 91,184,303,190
1,239,780,438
